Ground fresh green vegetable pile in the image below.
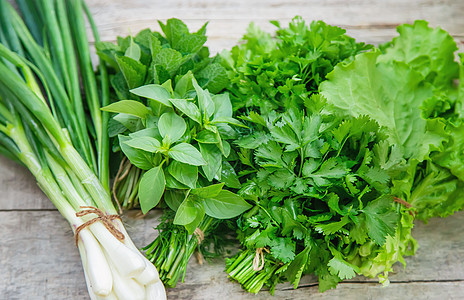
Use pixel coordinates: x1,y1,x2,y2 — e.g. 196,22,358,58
100,16,464,294
1,1,464,298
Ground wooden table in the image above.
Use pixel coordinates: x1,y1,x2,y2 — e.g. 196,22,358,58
1,0,464,299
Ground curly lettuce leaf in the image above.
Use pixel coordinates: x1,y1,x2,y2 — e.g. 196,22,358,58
409,162,464,221
379,20,459,89
320,50,447,161
356,213,417,285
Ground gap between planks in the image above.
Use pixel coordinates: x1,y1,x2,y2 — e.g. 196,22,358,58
286,278,464,290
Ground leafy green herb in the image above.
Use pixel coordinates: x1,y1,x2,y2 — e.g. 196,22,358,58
222,18,448,295
221,17,372,114
99,19,250,288
98,15,464,296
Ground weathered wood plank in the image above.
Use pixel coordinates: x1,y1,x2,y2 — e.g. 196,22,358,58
1,210,463,299
85,0,464,34
85,0,464,53
0,156,51,210
171,282,464,300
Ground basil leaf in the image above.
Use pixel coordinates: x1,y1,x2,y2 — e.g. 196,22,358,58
161,80,174,95
130,84,172,107
108,118,127,137
205,124,218,133
199,143,222,181
112,113,142,133
217,123,238,139
158,112,186,143
191,183,224,198
203,190,252,219
164,189,186,211
124,137,161,153
168,143,206,166
221,161,241,188
167,160,198,189
212,116,247,128
174,71,194,97
118,135,153,170
195,130,218,144
102,100,150,119
184,204,205,234
193,79,215,119
128,127,161,139
169,98,201,124
174,196,201,225
216,134,230,157
211,93,232,118
139,166,166,214
165,171,188,189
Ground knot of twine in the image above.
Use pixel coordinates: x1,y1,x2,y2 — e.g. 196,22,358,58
74,206,125,246
194,228,205,244
252,247,270,271
393,197,415,217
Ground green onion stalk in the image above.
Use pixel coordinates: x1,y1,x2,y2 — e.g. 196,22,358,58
0,0,165,298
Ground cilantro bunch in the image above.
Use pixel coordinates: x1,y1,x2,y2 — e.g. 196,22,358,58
227,105,415,292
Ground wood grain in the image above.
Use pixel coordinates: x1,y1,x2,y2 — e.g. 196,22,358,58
84,0,464,53
0,156,51,210
2,0,464,299
1,210,463,299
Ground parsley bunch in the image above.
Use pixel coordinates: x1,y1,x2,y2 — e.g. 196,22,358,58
221,16,372,114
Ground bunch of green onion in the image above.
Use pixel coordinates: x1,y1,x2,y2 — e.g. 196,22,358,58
0,0,165,298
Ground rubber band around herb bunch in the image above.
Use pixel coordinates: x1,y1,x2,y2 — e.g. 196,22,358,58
74,206,125,246
252,247,270,271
